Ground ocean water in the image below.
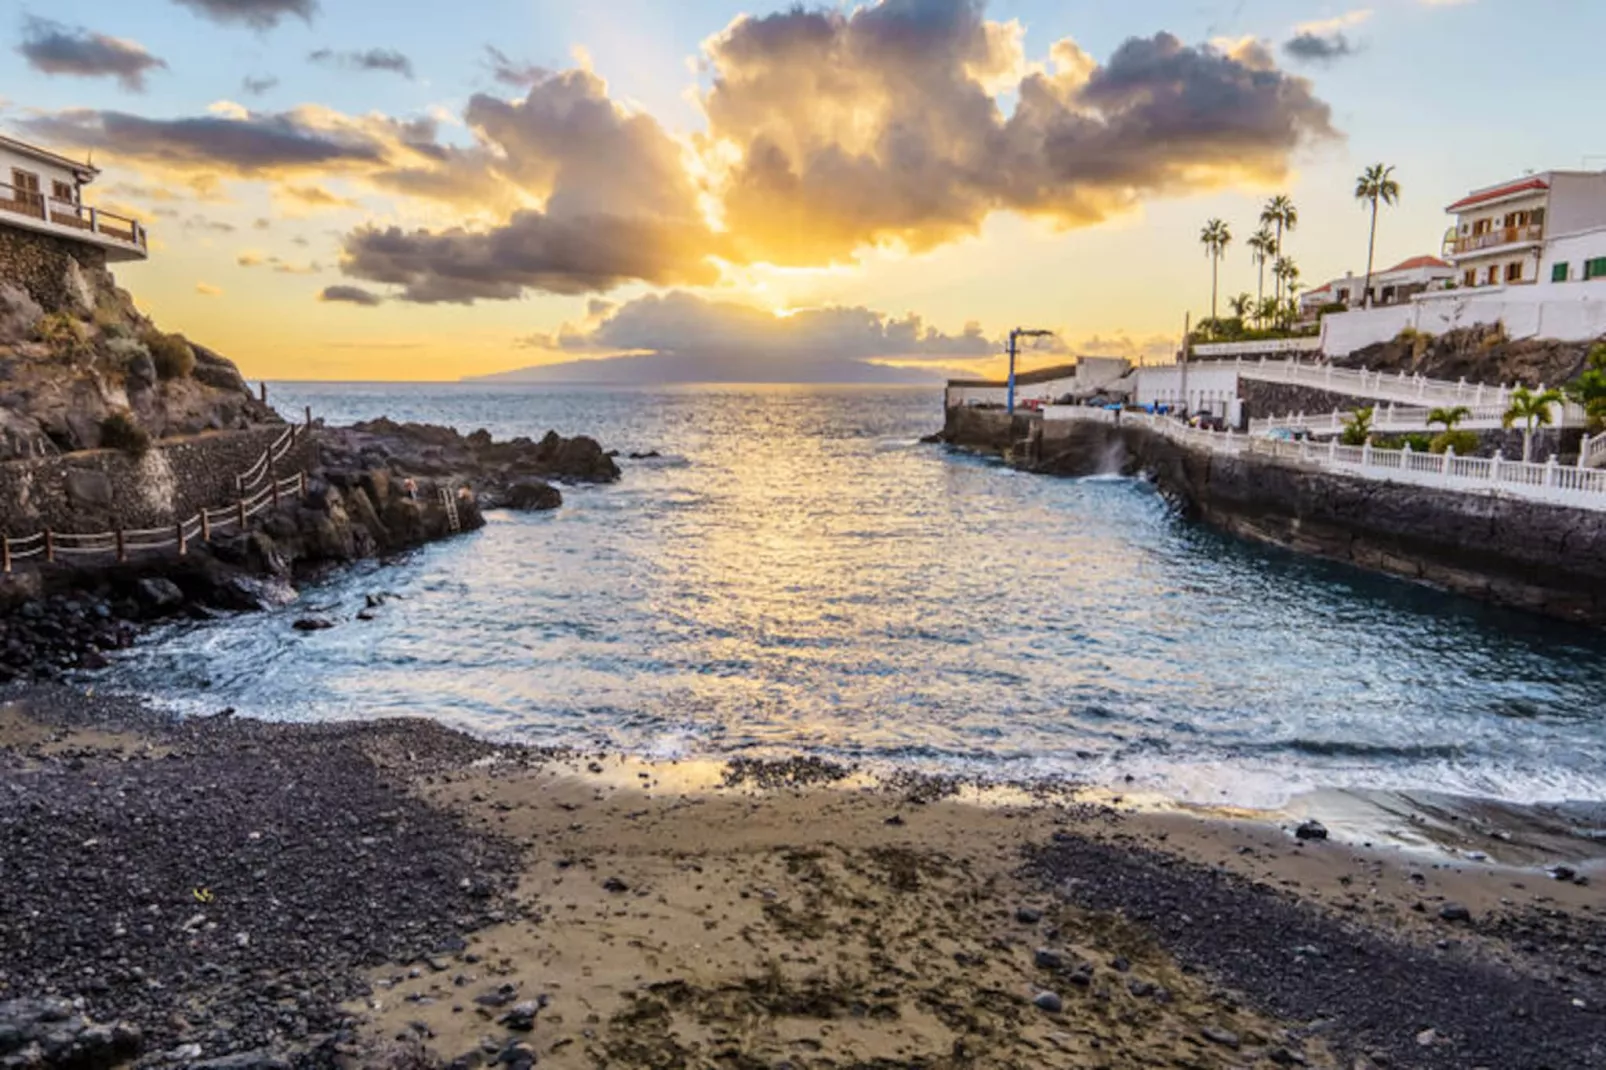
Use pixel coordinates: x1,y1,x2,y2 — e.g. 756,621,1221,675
103,382,1606,809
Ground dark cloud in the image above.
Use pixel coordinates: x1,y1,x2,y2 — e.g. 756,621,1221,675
16,17,168,92
701,2,1337,263
319,284,383,306
484,46,545,88
171,0,317,31
339,68,721,302
241,73,279,95
522,291,994,362
341,214,721,303
309,47,414,79
20,108,390,176
1282,32,1357,63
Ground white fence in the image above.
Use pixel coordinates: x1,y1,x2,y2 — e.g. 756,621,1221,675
1230,356,1555,410
1246,399,1579,436
1044,406,1606,511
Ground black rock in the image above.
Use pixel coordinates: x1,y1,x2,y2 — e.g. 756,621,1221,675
1549,865,1577,882
1015,906,1043,925
1295,820,1329,841
1032,990,1063,1013
133,577,185,617
498,1001,540,1031
292,618,336,632
1201,1025,1241,1049
1034,947,1065,970
503,481,563,512
601,876,629,894
1439,902,1472,923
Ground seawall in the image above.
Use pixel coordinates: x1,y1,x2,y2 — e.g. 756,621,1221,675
942,407,1606,624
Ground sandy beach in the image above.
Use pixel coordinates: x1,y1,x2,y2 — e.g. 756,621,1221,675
1,687,1602,1070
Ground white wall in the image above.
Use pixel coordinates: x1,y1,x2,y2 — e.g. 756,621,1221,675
945,375,1079,408
1541,226,1606,284
1320,287,1606,356
1547,172,1606,238
0,145,80,200
1131,364,1243,416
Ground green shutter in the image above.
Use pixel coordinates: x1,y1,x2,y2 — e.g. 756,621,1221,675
1553,262,1570,283
1593,257,1606,280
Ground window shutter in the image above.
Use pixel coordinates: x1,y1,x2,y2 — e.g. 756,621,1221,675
1553,262,1570,283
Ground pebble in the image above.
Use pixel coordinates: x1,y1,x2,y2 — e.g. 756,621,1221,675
1295,820,1329,841
1034,947,1065,970
1439,903,1472,923
1015,906,1043,924
1201,1025,1241,1049
1033,991,1064,1014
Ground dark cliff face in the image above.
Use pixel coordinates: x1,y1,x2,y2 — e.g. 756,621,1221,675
1341,324,1602,390
940,407,1606,625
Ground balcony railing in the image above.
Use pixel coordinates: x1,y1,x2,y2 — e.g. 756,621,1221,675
1450,224,1544,256
0,183,147,251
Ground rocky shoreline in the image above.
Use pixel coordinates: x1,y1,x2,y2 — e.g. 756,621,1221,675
1,687,1602,1069
0,418,622,683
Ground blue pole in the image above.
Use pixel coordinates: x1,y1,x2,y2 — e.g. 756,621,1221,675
1006,330,1018,415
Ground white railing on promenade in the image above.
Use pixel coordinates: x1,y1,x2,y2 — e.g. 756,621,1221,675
1042,405,1606,511
1582,431,1606,470
1246,399,1579,436
1191,337,1322,358
1233,356,1534,411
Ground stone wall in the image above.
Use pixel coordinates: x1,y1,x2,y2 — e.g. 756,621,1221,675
0,226,105,312
0,425,317,539
1014,420,1606,625
1237,380,1395,423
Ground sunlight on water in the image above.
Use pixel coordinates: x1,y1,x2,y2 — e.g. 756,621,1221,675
104,383,1606,809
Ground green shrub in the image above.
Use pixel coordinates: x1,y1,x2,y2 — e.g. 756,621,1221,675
143,330,196,379
35,312,89,358
100,410,150,455
1430,430,1479,456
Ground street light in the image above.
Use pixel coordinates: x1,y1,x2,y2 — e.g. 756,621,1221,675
1006,327,1056,415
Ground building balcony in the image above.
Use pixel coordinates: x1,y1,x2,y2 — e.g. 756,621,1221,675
0,185,148,261
1448,224,1544,258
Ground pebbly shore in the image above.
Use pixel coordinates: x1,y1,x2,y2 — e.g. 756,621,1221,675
2,686,1602,1069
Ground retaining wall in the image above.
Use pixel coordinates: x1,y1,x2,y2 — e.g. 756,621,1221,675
0,424,312,538
0,225,105,312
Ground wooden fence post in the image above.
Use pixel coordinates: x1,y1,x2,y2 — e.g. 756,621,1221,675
270,464,279,507
259,382,268,404
44,530,54,564
177,521,188,557
237,498,246,529
305,405,312,429
298,470,307,496
201,511,211,542
115,528,126,563
2,536,9,574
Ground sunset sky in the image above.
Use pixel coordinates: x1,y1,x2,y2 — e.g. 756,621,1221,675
2,0,1591,381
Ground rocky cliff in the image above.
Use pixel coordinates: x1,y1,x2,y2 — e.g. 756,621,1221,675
0,264,276,459
1340,324,1603,390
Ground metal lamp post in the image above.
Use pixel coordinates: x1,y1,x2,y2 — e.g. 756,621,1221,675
1006,327,1056,414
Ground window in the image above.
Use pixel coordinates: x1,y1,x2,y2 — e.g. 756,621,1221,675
1586,257,1606,281
1463,269,1477,287
9,168,41,209
1473,218,1493,236
1554,262,1571,283
1487,265,1501,285
1380,286,1397,304
1506,261,1524,283
51,180,74,203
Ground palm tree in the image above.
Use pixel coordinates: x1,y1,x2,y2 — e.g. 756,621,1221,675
1228,292,1253,323
1427,405,1471,431
1260,195,1299,303
1355,164,1401,308
1340,406,1374,447
1272,257,1300,327
1256,297,1280,329
1247,227,1276,323
1502,386,1565,462
1200,219,1232,327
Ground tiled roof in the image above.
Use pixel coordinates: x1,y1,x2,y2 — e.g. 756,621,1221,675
1383,255,1451,273
1447,178,1548,213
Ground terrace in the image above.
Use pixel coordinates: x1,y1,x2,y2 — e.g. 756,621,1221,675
0,182,148,261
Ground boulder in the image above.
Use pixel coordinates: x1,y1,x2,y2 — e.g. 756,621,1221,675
133,577,185,616
504,481,563,511
551,435,621,482
0,282,44,344
65,468,114,511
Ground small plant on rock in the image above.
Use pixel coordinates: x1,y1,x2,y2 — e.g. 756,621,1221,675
142,330,196,379
1430,430,1479,456
100,410,150,456
34,312,90,358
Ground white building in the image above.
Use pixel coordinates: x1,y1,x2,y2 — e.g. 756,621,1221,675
0,133,148,261
1299,256,1455,316
944,356,1132,408
1443,170,1606,289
